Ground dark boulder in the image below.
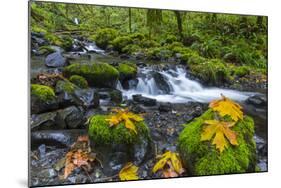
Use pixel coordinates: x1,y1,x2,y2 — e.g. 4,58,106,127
31,112,63,131
56,106,85,129
246,94,267,108
159,102,172,112
152,72,171,94
45,52,68,68
73,89,99,108
132,94,157,106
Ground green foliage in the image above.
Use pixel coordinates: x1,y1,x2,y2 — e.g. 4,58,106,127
92,28,118,49
38,46,56,55
112,36,133,52
69,75,88,89
178,109,256,175
190,59,232,85
31,84,56,101
233,66,250,77
63,63,119,88
88,115,150,145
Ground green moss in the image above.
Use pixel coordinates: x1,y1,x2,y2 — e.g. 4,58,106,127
109,90,123,104
121,44,141,54
117,62,137,80
38,46,56,55
190,59,232,85
140,39,160,48
92,28,118,49
60,35,73,51
31,84,56,102
146,47,173,60
55,80,78,93
233,66,250,77
88,115,150,145
44,33,63,46
64,63,119,88
112,36,133,52
164,34,178,44
69,75,88,89
178,109,256,176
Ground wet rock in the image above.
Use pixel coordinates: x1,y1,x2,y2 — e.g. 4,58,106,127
152,72,171,94
57,92,76,108
31,111,64,131
31,96,59,114
246,94,267,108
159,103,172,112
132,135,153,165
130,104,147,114
73,89,99,108
31,129,87,148
38,144,46,159
37,168,57,178
132,94,157,106
45,52,68,68
57,106,85,129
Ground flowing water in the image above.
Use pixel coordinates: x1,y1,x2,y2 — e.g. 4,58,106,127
118,66,256,103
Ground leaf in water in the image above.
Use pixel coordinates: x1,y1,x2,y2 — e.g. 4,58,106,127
209,94,243,122
201,120,238,153
106,108,143,134
152,151,185,177
119,162,139,181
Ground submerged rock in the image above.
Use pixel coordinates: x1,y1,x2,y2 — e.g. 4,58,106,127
45,52,68,68
178,109,257,176
132,94,157,106
73,88,99,108
246,94,267,108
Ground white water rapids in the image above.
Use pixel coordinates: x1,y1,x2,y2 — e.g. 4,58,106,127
117,66,255,103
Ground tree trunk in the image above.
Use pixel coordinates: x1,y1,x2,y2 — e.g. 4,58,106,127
174,11,183,39
129,8,132,33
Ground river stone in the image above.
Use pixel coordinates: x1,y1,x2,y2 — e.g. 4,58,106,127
132,94,157,106
45,52,67,68
73,89,99,108
57,106,85,129
159,102,172,112
152,72,171,94
31,111,64,131
31,95,59,114
246,94,267,107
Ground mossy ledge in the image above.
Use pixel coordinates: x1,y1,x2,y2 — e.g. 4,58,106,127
88,115,150,146
117,62,137,81
178,109,256,176
63,63,119,88
69,75,88,89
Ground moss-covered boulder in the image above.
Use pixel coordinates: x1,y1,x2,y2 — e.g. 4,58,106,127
178,109,257,176
112,36,133,52
92,28,118,49
69,75,88,89
190,59,232,86
31,84,58,114
88,114,150,145
64,63,119,88
117,62,137,81
88,114,152,167
55,80,78,94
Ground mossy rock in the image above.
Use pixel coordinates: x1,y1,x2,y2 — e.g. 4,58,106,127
31,84,56,102
88,115,150,145
117,62,137,81
190,59,232,85
55,80,79,94
92,28,118,49
112,36,133,52
60,35,73,51
31,84,58,114
69,75,88,89
64,63,119,88
121,44,141,54
38,46,56,55
178,109,257,176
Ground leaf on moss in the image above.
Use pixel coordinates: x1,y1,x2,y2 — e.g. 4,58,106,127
201,120,238,153
152,151,185,177
119,162,139,181
209,94,243,122
106,108,144,134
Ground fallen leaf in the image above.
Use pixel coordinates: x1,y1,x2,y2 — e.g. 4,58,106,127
119,162,139,181
209,94,243,122
152,151,184,176
201,120,238,153
106,108,143,134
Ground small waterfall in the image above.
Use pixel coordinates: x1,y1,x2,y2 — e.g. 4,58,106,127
74,18,79,25
84,42,105,54
119,66,254,103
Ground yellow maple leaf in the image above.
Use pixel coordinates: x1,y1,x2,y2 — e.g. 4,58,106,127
106,108,143,134
152,151,184,175
209,94,243,122
201,120,238,153
119,162,139,181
